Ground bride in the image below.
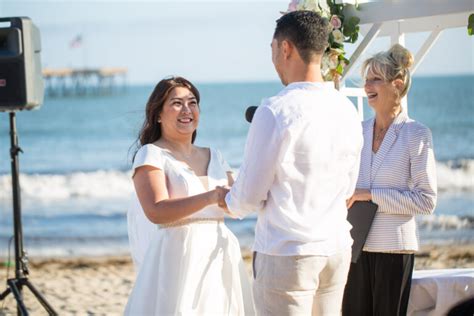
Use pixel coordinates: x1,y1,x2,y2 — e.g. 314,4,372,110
125,76,254,315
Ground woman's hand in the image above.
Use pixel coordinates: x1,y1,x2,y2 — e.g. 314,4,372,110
346,189,372,209
215,185,240,218
215,185,230,209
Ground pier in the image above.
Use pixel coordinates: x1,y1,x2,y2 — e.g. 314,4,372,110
43,67,127,97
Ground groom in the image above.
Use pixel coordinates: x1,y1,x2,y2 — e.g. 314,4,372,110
221,10,363,315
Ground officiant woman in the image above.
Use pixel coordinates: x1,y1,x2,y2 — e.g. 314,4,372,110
342,44,437,316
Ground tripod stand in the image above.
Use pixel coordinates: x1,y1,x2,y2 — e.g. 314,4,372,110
0,112,57,315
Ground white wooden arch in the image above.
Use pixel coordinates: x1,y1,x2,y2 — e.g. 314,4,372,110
336,0,473,118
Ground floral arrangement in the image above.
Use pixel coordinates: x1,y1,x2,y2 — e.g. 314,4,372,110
285,0,360,83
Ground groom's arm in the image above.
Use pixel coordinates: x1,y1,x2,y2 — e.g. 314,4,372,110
224,106,281,219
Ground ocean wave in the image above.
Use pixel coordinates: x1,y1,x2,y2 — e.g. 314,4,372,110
0,170,134,201
417,214,474,230
0,159,472,201
437,159,474,191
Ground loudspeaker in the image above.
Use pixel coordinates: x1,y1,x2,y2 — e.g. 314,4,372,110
0,17,43,111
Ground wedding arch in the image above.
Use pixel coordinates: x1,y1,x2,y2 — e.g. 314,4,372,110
336,0,472,117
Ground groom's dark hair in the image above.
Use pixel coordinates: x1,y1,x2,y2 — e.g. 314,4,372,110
274,10,329,64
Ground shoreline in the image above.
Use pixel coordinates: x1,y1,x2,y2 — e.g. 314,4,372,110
0,243,472,314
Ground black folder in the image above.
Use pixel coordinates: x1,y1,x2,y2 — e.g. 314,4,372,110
347,201,378,263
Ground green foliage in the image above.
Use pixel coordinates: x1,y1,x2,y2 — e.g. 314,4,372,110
468,14,474,36
342,16,360,37
332,42,344,49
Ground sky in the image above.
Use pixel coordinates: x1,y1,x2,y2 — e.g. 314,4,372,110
1,0,473,84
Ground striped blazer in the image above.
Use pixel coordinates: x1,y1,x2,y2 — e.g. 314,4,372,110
358,111,437,252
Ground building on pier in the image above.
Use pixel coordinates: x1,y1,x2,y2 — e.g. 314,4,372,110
43,67,127,97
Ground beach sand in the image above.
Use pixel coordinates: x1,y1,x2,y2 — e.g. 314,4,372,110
0,244,472,315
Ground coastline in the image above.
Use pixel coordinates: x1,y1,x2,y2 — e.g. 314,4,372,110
0,243,472,314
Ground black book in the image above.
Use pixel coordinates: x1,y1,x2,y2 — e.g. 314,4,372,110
347,201,378,263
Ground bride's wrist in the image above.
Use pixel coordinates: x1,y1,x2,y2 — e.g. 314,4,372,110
207,189,219,205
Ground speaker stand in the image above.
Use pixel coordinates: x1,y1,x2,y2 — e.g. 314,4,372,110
0,112,57,315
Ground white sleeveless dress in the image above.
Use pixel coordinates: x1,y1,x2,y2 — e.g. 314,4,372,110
125,144,254,315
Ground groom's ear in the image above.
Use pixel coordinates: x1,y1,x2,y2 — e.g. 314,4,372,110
281,40,293,60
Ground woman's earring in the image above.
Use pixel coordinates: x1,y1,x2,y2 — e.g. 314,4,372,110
157,119,161,123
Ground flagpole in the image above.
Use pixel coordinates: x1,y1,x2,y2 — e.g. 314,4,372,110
81,30,86,69
69,34,84,69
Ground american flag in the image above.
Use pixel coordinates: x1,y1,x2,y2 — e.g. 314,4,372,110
70,34,82,48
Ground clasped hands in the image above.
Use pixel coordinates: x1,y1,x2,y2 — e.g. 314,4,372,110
215,185,233,216
216,187,373,211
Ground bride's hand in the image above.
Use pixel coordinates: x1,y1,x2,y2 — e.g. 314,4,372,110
215,185,234,214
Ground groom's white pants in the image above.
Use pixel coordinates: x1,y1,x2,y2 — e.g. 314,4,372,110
253,249,351,316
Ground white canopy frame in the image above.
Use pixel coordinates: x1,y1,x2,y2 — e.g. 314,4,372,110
336,0,473,119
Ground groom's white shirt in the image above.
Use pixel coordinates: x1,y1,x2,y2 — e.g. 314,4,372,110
225,82,363,256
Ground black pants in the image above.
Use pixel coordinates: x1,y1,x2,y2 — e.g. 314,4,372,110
342,251,414,316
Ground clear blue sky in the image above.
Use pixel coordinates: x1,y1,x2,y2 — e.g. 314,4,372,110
1,0,473,84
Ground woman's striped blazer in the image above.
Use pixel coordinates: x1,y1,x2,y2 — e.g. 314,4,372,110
357,111,437,252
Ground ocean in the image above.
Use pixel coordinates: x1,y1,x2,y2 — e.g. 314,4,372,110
0,75,472,257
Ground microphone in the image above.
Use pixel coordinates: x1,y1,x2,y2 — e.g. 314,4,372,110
245,106,258,123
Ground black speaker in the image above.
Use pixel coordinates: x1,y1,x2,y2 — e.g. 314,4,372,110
0,17,43,111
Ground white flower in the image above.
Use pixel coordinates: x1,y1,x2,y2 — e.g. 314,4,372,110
300,0,318,11
332,29,344,44
329,55,339,69
287,0,331,17
318,0,331,17
321,54,331,75
296,1,306,10
323,70,334,81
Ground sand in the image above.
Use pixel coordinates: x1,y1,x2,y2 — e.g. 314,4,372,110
0,244,472,315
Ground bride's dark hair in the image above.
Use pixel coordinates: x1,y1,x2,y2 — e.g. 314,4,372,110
132,76,200,161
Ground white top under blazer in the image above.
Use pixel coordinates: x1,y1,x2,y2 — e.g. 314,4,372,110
359,111,437,253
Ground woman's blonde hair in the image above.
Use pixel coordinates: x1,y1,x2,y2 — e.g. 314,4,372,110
362,44,414,98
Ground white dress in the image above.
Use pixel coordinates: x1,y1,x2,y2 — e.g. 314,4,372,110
125,144,254,315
